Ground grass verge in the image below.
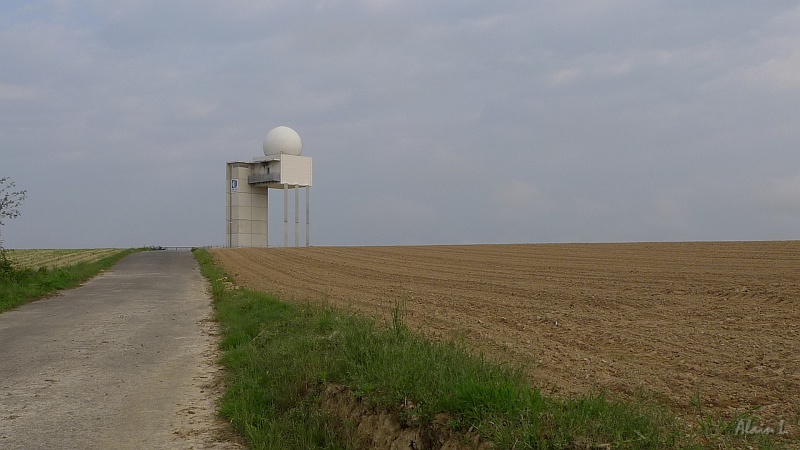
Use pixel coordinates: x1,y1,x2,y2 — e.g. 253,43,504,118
0,248,137,314
194,248,787,449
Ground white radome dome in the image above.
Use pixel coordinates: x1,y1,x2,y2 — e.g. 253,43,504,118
263,126,302,156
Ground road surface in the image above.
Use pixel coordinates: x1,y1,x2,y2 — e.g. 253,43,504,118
0,250,237,449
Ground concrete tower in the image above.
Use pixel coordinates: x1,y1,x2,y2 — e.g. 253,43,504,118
226,126,312,247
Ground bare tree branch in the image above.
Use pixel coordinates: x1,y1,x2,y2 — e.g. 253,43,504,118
0,176,28,235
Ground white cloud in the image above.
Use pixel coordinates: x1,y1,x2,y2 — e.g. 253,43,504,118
0,83,38,100
738,47,800,92
760,173,800,213
549,55,635,86
548,68,582,86
707,5,800,93
356,0,407,15
351,196,437,245
181,100,221,120
495,180,551,219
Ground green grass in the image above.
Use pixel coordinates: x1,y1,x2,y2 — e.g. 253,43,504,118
197,248,726,449
0,248,137,314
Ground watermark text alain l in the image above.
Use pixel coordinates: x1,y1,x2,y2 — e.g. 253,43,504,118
734,418,788,436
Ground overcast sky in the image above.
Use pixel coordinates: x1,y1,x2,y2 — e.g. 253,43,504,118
1,1,799,248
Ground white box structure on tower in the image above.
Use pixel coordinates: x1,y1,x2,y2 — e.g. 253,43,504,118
226,126,312,248
247,154,313,187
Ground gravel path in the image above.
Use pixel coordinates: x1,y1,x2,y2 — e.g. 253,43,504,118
0,251,238,449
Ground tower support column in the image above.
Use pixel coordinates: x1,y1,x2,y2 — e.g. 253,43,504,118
283,183,289,247
294,185,300,247
265,188,269,248
306,186,310,247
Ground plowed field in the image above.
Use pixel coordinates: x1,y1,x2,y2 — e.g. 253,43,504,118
210,242,800,429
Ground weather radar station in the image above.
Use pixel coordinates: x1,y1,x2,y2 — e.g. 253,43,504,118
226,126,312,247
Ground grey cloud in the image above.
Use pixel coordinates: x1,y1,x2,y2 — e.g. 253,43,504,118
1,1,799,247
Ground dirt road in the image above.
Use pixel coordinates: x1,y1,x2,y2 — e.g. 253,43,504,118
0,251,237,449
210,242,800,434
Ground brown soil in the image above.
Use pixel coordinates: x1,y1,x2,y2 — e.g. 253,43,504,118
320,384,493,450
209,241,800,438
